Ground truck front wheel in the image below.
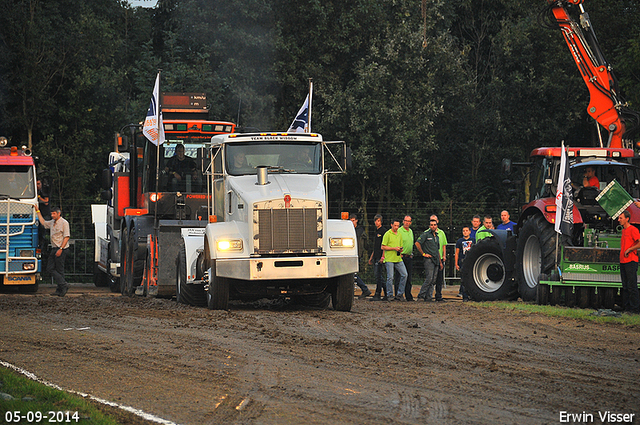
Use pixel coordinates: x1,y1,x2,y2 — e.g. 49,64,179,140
206,263,229,310
516,215,556,301
176,241,206,306
331,273,354,312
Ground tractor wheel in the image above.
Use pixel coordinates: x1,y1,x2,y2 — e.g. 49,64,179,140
536,274,549,305
331,273,354,311
206,262,229,310
461,239,517,301
176,241,206,306
516,215,557,301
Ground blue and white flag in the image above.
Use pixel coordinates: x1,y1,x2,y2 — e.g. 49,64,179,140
287,82,313,133
142,72,165,145
555,143,573,236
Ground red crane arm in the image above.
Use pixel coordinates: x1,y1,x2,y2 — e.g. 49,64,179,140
547,0,626,148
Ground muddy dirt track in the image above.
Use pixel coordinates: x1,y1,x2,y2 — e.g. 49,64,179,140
1,284,639,425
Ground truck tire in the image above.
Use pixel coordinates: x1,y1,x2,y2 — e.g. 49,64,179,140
516,215,556,301
207,262,229,310
176,241,206,306
121,228,134,296
331,273,354,312
461,239,517,301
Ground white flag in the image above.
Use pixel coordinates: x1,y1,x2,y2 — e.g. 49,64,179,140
142,73,165,145
287,82,313,133
555,143,573,235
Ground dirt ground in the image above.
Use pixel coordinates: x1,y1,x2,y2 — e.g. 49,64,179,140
1,283,639,425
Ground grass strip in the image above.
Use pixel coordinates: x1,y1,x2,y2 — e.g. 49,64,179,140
0,366,121,425
474,301,640,326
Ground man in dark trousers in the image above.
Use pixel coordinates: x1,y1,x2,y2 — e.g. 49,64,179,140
618,210,640,313
368,214,387,301
37,206,71,297
350,213,371,299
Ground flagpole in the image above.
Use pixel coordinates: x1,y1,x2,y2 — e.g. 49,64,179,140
154,70,162,227
307,78,313,133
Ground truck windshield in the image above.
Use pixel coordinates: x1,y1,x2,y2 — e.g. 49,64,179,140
0,165,35,199
226,142,322,175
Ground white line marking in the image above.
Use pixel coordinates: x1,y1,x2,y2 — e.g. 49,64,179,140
0,360,179,425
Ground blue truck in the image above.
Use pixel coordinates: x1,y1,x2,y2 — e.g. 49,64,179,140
0,138,40,292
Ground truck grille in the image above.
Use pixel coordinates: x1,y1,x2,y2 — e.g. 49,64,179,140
255,208,321,254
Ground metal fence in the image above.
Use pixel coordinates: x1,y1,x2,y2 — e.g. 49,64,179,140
43,238,94,284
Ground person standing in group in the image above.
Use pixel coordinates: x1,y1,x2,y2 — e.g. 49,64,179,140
368,214,388,301
475,215,494,242
455,226,474,302
618,210,640,314
397,215,415,301
496,210,516,231
36,206,71,297
350,213,371,299
430,214,448,302
469,215,482,239
381,218,408,301
415,219,441,301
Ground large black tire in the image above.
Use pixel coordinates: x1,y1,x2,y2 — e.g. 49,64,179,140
461,239,517,301
577,286,590,308
516,215,557,301
120,229,133,296
331,273,354,311
206,262,229,310
176,241,206,306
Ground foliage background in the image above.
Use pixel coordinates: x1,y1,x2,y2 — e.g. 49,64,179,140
1,0,639,242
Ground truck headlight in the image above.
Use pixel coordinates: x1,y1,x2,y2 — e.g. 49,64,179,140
217,239,243,251
330,237,355,248
22,263,36,270
20,250,34,257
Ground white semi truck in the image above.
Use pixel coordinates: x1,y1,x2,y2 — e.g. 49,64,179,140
181,132,358,311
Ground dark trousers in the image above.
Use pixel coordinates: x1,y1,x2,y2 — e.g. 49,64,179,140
47,248,68,289
434,260,445,301
620,261,640,313
373,261,386,296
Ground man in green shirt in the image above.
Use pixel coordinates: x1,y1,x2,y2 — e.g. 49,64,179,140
475,215,494,242
381,218,408,301
397,215,415,300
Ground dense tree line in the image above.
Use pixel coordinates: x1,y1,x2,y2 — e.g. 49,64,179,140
1,0,639,236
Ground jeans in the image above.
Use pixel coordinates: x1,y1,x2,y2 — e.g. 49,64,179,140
394,256,413,300
47,248,68,289
385,261,408,299
418,258,439,300
620,261,640,313
373,261,386,296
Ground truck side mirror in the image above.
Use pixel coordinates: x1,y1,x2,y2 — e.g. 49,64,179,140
101,168,112,190
501,158,512,175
